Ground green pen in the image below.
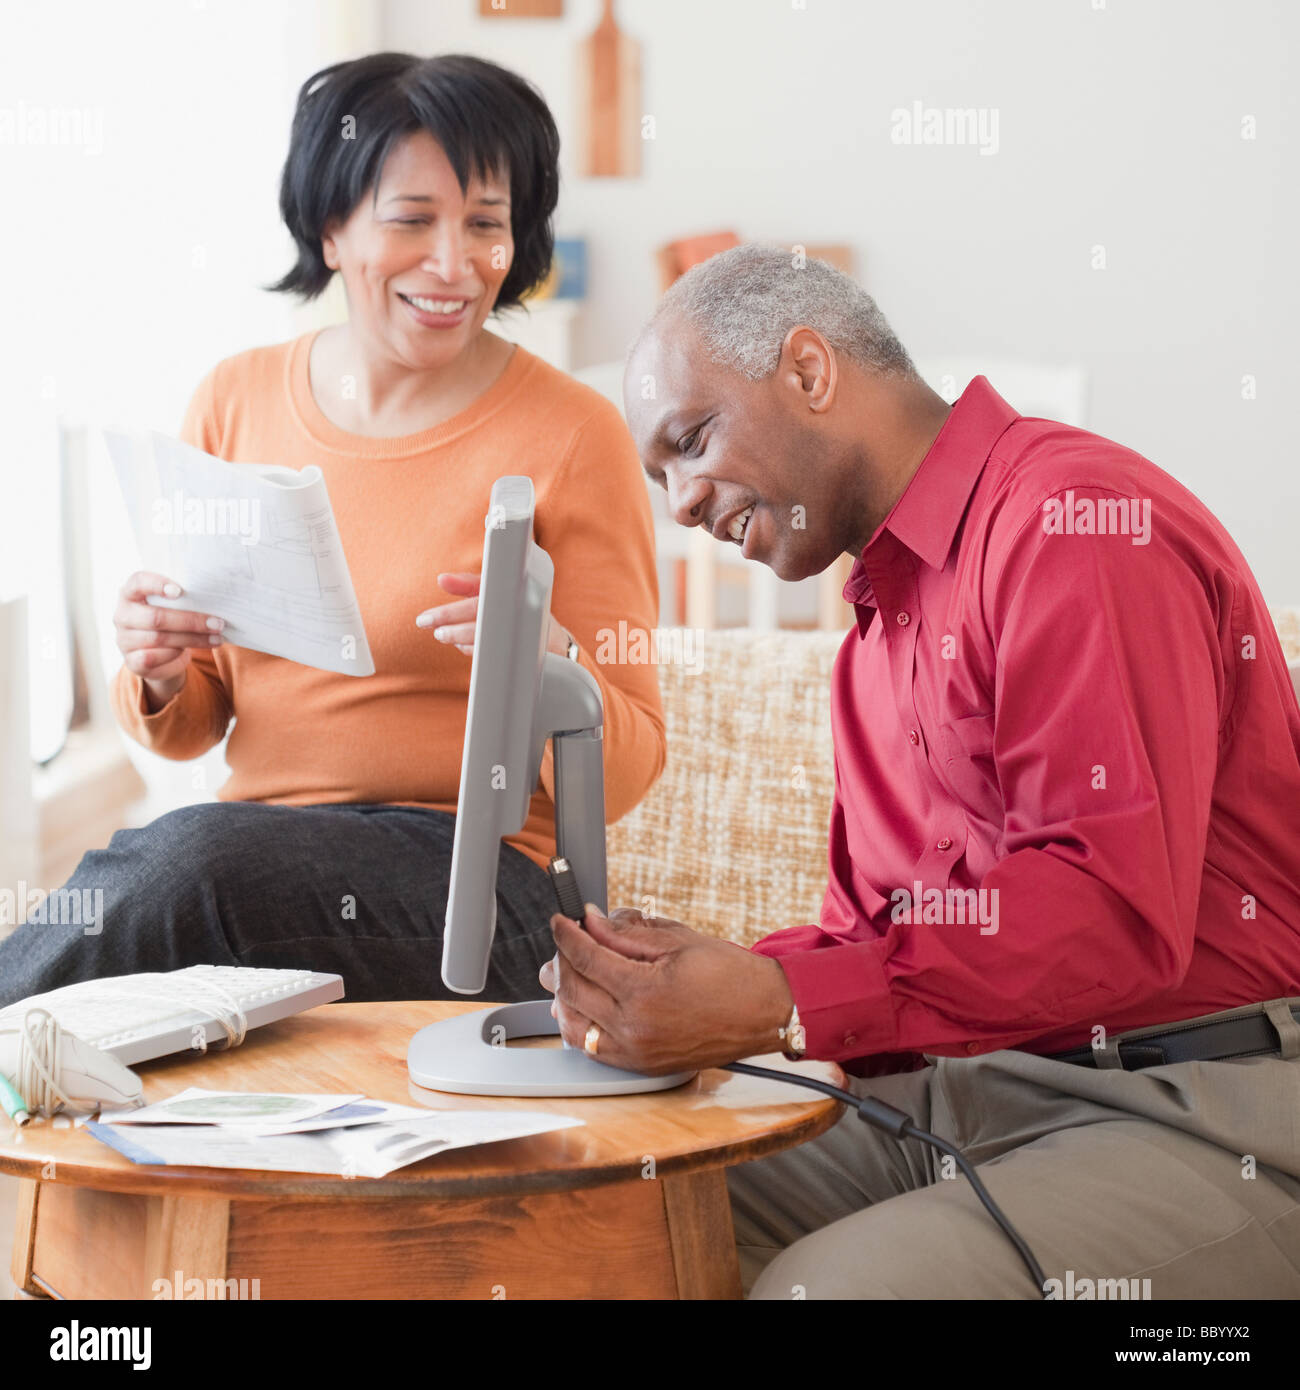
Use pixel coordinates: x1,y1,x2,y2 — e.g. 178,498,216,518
0,1072,31,1126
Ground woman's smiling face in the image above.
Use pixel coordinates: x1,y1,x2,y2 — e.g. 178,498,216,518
321,128,514,367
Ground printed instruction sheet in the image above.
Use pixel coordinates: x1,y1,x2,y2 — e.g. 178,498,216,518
105,429,374,676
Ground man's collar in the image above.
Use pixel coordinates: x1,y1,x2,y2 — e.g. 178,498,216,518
841,375,1020,611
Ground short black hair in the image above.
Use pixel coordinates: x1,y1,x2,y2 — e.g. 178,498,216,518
267,52,560,312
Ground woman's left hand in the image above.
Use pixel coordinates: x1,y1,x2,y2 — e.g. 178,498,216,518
417,570,573,657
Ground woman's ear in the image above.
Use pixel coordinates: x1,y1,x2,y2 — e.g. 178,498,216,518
320,218,341,272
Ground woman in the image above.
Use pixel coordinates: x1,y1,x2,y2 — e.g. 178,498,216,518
0,53,665,1007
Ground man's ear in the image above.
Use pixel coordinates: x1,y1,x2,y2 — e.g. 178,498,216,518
781,326,838,414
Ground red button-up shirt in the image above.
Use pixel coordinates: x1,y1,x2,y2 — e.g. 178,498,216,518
752,376,1300,1072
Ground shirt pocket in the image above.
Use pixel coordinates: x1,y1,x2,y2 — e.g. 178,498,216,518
936,712,1002,830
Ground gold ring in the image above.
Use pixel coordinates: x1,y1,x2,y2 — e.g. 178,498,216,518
583,1024,601,1057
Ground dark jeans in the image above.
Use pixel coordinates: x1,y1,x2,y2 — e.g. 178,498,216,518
0,802,560,1009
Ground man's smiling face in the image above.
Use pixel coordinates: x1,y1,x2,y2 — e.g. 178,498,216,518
624,313,853,583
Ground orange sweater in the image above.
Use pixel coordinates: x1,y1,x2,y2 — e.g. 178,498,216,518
111,331,667,872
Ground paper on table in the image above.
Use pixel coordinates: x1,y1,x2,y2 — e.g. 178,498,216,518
104,429,374,677
97,1088,365,1127
85,1110,585,1178
243,1100,437,1135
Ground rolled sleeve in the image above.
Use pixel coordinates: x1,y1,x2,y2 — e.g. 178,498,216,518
110,653,233,760
754,928,898,1062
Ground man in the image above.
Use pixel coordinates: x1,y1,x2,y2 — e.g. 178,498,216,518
538,244,1300,1298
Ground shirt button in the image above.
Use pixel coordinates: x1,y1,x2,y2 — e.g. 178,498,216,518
843,1032,858,1048
908,729,920,746
896,612,911,626
966,1041,980,1055
937,837,953,851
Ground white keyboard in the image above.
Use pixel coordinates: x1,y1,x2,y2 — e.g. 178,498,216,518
0,966,345,1066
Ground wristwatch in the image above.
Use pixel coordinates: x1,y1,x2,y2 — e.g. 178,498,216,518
778,1002,806,1061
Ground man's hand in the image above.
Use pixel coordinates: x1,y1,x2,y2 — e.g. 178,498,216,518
538,906,796,1075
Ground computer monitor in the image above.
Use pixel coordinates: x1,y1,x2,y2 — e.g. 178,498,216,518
406,476,694,1097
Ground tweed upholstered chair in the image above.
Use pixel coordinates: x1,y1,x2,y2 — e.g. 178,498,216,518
605,628,844,946
1274,607,1300,699
605,612,1300,948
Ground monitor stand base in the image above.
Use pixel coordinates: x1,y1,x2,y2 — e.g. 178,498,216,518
406,999,697,1097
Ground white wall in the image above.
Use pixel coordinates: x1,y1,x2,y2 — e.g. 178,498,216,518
2,0,1293,785
384,0,1299,603
0,0,377,802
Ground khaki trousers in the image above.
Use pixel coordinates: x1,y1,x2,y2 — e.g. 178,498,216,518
726,1045,1300,1299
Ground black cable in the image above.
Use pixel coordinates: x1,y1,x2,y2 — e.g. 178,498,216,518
724,1059,1049,1297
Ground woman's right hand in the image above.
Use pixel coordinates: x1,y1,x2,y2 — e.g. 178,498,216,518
114,571,225,712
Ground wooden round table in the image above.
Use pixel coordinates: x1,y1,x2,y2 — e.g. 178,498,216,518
2,1001,843,1300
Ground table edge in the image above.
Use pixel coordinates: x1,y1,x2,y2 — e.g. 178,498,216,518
0,1095,843,1201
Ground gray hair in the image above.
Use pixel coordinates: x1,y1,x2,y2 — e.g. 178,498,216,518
640,243,916,382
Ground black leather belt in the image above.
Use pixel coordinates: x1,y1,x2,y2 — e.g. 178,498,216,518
1047,998,1300,1071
